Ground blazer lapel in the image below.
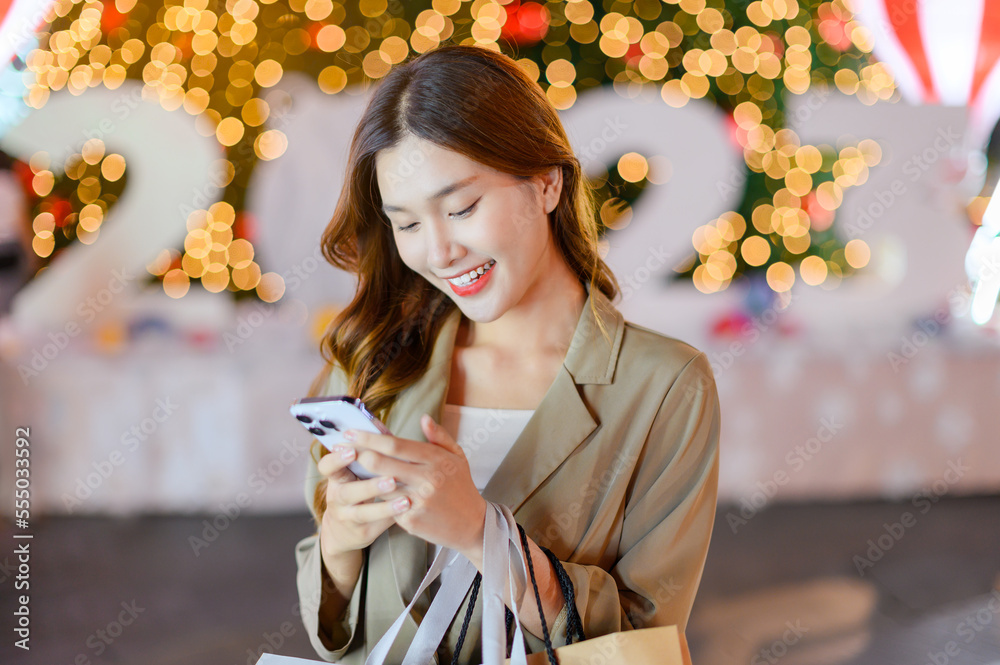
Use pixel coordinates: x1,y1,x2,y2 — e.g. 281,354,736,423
383,285,626,647
482,286,625,512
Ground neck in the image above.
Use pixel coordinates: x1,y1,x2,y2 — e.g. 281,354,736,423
459,263,587,358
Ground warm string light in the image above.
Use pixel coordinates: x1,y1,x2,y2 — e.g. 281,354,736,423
26,140,126,257
24,0,891,300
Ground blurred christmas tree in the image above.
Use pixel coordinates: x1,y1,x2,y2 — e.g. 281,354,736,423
21,0,892,301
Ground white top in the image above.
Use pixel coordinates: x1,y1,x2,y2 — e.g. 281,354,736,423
428,403,535,598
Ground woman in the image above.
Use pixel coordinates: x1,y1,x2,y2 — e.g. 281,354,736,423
294,44,720,665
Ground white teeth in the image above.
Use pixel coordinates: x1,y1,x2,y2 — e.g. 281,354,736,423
448,260,494,286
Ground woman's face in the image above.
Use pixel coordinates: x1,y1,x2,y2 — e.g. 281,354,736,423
375,133,564,323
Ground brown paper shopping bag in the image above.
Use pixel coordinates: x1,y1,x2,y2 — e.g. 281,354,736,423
504,625,692,665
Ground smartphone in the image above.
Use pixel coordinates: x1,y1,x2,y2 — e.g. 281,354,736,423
289,396,390,480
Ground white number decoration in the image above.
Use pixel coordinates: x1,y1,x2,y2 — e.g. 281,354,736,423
0,81,224,336
560,85,746,344
789,90,973,344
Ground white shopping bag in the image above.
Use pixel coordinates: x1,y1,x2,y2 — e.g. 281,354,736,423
256,654,328,664
262,503,553,665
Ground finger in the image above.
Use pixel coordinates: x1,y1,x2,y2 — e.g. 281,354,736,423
420,413,463,455
352,448,428,487
337,474,401,507
317,446,359,478
345,430,436,464
334,493,411,524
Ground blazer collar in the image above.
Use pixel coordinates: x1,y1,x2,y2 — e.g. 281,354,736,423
383,284,625,639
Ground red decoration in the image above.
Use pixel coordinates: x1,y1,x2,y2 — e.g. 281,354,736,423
802,190,834,232
308,21,326,50
816,4,852,52
500,1,549,47
766,31,784,58
172,32,193,60
12,161,34,195
233,211,257,244
625,42,643,66
101,0,128,33
710,310,752,339
724,112,745,149
43,197,72,227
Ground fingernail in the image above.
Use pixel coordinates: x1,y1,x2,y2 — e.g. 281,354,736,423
341,447,355,460
343,430,356,441
393,497,410,512
378,477,395,491
331,445,343,454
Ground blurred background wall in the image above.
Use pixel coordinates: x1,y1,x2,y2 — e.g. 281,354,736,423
0,1,998,663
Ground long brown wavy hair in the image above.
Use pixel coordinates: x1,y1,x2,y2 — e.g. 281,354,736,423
306,44,620,497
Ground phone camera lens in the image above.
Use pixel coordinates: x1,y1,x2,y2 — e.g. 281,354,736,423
319,420,338,430
296,415,313,423
308,427,325,436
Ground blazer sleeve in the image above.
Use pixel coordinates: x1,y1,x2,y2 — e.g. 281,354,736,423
540,351,720,648
294,363,370,662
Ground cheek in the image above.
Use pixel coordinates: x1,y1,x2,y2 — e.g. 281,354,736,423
395,238,425,272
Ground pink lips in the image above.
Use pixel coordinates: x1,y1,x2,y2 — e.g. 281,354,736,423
447,262,494,296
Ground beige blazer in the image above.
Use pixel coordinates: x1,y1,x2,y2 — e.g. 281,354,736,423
294,285,720,664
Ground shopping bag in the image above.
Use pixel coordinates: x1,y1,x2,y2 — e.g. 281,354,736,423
256,655,328,664
346,500,691,665
500,624,692,665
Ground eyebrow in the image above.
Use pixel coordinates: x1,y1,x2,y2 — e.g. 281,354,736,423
381,175,480,214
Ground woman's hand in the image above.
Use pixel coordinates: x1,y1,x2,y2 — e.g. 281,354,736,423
342,413,488,557
315,443,412,563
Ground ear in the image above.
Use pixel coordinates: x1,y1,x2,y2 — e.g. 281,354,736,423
540,166,563,215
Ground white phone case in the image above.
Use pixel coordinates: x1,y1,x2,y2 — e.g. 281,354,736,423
289,396,391,480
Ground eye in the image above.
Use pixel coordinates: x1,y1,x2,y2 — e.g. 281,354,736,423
449,199,479,219
396,222,418,233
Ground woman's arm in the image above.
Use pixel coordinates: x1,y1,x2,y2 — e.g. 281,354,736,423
317,546,365,640
295,362,371,660
459,519,567,641
295,530,368,659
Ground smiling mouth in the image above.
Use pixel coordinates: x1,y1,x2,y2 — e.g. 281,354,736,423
445,259,496,286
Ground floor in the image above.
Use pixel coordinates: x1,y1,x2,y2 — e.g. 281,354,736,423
1,496,998,665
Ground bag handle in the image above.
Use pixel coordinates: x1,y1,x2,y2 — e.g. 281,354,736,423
450,521,588,665
365,503,532,665
511,523,587,664
534,539,586,645
366,502,586,665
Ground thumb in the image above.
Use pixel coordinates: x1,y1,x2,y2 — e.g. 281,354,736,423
421,413,438,438
422,413,459,451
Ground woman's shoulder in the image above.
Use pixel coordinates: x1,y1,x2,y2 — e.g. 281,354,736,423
614,318,714,394
619,318,706,368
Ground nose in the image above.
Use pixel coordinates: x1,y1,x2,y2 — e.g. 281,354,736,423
425,218,465,272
